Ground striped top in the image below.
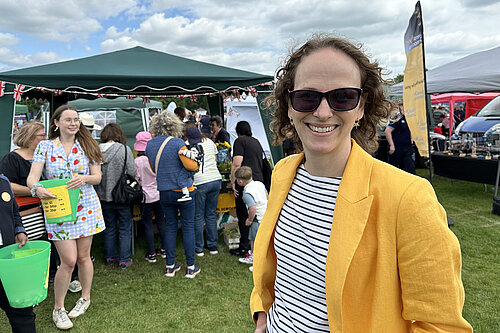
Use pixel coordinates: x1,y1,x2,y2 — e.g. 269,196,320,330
267,164,341,333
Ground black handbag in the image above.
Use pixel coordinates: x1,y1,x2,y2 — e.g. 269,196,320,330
111,144,144,205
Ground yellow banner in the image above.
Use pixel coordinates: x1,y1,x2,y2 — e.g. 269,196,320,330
403,1,429,158
41,185,72,219
403,43,429,157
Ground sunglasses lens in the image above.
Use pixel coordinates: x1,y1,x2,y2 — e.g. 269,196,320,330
291,90,321,112
328,89,360,111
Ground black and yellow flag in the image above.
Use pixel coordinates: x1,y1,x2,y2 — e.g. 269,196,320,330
403,1,429,158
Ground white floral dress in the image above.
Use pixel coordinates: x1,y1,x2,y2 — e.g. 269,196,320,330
33,138,105,240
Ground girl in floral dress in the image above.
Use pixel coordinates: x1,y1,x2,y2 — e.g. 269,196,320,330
27,104,105,330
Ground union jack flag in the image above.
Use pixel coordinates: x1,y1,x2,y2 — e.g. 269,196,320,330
13,84,25,101
54,89,62,96
0,81,5,97
233,89,240,100
189,95,197,102
248,86,257,97
96,93,104,98
126,95,135,100
142,97,150,103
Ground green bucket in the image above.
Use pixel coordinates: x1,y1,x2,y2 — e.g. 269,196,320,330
40,178,80,224
0,240,51,308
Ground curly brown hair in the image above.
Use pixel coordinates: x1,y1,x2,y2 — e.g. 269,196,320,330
266,34,390,154
49,104,104,164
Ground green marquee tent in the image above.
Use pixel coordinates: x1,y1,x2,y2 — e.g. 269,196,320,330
0,46,273,94
0,46,274,157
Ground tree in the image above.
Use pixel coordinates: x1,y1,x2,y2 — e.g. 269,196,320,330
157,96,209,112
393,74,404,84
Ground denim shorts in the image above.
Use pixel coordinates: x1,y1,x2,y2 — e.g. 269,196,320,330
248,220,260,241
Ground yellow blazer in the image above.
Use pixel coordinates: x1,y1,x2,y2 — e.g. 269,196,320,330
250,140,472,332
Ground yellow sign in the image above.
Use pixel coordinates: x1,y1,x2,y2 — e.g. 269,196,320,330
41,185,72,219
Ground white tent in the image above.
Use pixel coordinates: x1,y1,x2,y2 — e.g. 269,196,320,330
225,96,272,160
391,45,500,95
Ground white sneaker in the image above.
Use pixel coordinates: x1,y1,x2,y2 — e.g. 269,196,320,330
68,297,90,319
209,250,219,255
238,253,253,264
195,251,204,257
53,308,73,330
68,280,82,293
177,193,192,202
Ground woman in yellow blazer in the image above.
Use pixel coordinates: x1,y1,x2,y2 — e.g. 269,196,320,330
250,35,472,333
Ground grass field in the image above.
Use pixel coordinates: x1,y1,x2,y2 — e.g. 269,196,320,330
1,170,499,332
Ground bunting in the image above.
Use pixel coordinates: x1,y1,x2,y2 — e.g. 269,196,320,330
0,81,5,97
13,84,25,101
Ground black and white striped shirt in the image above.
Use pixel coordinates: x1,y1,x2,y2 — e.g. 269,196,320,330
267,164,341,333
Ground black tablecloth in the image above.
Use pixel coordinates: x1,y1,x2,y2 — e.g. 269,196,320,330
432,152,500,185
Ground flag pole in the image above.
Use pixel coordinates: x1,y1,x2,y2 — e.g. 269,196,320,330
416,1,434,184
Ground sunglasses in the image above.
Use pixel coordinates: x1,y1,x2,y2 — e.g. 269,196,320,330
288,88,363,112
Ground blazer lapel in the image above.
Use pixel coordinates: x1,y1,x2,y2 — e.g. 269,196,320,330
325,140,374,332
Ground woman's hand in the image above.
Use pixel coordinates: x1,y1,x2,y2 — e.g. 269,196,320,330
254,312,267,333
66,174,87,189
36,187,57,199
15,233,28,248
388,144,395,155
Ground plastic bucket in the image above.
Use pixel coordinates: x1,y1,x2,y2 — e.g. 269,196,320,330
40,178,80,224
0,240,51,308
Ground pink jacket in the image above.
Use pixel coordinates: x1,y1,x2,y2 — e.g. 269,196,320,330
134,155,159,203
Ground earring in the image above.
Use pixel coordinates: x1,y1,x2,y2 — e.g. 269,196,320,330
54,126,59,132
290,118,294,127
353,120,360,128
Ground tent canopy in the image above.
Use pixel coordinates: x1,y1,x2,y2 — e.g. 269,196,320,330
391,45,500,95
68,96,162,110
430,92,500,104
0,46,273,95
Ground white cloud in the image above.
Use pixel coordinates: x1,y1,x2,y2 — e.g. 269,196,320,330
1,0,500,80
0,32,19,47
0,0,136,42
0,48,62,70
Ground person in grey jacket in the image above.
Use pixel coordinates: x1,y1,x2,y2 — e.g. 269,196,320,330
94,124,137,270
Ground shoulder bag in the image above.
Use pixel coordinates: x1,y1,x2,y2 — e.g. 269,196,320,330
112,144,144,205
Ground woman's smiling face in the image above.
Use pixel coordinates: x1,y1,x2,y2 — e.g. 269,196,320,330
289,47,365,160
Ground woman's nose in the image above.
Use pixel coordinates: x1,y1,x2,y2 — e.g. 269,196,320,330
312,97,333,119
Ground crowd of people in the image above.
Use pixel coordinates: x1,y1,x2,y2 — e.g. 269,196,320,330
0,34,473,333
0,105,251,331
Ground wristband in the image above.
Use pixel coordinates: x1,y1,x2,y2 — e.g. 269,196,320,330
31,183,43,197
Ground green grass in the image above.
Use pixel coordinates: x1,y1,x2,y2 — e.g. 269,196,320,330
425,171,500,332
1,171,499,332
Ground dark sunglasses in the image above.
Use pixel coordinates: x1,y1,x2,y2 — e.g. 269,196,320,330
288,88,363,112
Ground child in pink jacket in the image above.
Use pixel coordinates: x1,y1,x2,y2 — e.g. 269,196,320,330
134,131,168,262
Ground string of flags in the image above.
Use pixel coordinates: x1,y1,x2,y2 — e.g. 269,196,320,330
0,80,273,103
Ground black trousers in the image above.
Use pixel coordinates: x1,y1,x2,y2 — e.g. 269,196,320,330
388,147,416,174
235,182,250,251
0,280,36,333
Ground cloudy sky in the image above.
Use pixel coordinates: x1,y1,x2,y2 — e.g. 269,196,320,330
0,0,499,80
